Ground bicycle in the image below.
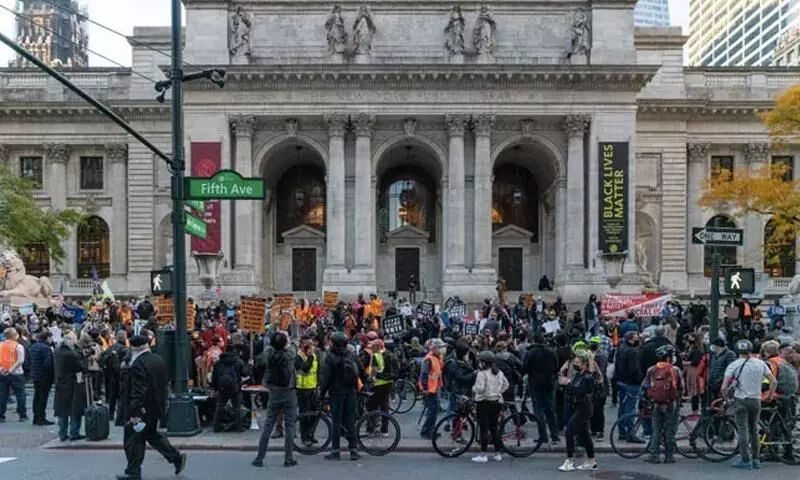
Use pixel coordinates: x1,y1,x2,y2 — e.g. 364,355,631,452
293,391,402,456
609,400,701,460
496,390,545,458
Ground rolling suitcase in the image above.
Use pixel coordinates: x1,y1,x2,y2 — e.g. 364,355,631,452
84,379,110,441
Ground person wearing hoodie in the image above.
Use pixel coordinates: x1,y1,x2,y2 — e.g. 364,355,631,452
640,326,672,374
320,332,364,461
210,344,246,433
524,333,560,444
444,340,477,413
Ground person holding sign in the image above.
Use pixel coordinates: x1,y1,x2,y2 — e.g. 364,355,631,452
295,335,319,447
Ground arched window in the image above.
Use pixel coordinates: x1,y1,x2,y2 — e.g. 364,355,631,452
22,243,49,277
378,166,436,243
764,218,796,278
77,215,110,278
703,215,737,277
275,165,326,242
492,164,538,242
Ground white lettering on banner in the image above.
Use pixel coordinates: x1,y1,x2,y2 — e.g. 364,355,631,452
601,293,671,317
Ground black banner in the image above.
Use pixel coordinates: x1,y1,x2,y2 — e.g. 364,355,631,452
598,141,629,254
383,314,405,335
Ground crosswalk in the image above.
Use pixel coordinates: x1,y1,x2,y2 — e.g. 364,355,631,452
0,458,18,465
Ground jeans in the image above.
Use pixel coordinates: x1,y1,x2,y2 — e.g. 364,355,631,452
420,392,440,437
212,390,242,432
329,390,358,451
58,415,82,439
733,397,761,462
32,378,53,422
0,373,27,419
591,395,606,435
255,389,297,462
565,403,594,459
648,403,677,457
616,382,640,438
530,387,560,441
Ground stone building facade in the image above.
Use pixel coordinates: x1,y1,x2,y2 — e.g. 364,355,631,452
1,0,798,303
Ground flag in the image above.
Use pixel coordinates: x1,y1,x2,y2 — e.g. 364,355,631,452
91,266,100,282
100,281,115,302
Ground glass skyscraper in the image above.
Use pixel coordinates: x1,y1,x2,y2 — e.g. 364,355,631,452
635,0,671,27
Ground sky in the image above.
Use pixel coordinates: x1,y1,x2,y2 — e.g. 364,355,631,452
0,0,690,68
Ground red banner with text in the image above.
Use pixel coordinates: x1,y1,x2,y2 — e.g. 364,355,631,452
600,293,671,318
190,142,222,254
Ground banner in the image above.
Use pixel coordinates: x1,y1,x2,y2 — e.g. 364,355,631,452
600,293,671,318
383,314,405,335
598,141,629,254
190,142,222,253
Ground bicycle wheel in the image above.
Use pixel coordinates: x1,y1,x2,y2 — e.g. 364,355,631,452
432,413,475,458
498,411,544,458
293,411,332,455
390,380,417,414
695,415,733,462
675,414,700,459
356,411,402,456
609,413,649,459
703,415,738,460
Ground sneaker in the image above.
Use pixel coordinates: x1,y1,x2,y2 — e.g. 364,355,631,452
284,459,298,468
558,459,575,472
493,453,503,463
251,458,264,468
174,453,187,475
349,451,361,461
644,455,661,464
576,460,597,471
324,452,341,461
731,460,752,470
751,460,761,469
471,454,488,464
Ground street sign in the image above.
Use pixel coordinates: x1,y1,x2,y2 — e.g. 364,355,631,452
691,227,744,246
185,169,266,200
185,213,207,239
724,267,755,294
185,200,206,213
150,268,173,297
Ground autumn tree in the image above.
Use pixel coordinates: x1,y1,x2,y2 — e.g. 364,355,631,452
0,165,83,265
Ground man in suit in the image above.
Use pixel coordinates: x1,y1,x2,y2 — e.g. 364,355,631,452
117,335,186,480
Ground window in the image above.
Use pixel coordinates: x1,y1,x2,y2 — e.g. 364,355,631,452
772,156,793,182
79,156,104,190
764,218,796,278
378,165,436,244
20,156,43,188
77,215,110,278
275,165,326,242
492,164,539,242
21,243,49,277
710,156,734,180
704,215,738,277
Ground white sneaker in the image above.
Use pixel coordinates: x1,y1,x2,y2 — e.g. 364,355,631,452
493,453,503,462
558,459,575,472
576,460,597,471
471,454,488,464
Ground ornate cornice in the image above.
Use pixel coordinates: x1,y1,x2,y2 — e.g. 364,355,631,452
472,114,496,137
324,113,348,137
230,115,256,137
352,113,376,137
743,142,770,163
686,143,709,164
563,114,590,138
105,143,128,164
44,143,71,163
0,103,170,122
445,114,469,136
637,100,768,120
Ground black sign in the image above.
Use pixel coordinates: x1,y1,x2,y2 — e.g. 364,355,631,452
444,297,457,311
463,322,479,336
599,141,630,254
447,302,467,319
419,302,435,317
150,268,173,297
691,227,744,246
724,267,755,294
383,314,405,335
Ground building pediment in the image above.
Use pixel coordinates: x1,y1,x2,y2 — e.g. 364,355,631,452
386,224,430,241
493,224,533,241
281,224,325,242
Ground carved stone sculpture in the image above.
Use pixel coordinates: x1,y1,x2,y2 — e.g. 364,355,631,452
473,3,496,55
567,8,591,58
444,6,465,55
325,5,347,55
229,6,253,58
404,118,417,137
353,5,376,55
0,249,54,302
635,237,656,288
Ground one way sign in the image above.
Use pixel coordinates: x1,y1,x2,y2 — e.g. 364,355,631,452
691,227,744,246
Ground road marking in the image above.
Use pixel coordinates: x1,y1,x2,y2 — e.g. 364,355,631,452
0,458,17,465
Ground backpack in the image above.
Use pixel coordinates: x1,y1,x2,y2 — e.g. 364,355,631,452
267,350,290,388
773,360,799,396
380,350,400,381
217,361,239,392
648,364,679,404
100,348,121,374
340,352,359,388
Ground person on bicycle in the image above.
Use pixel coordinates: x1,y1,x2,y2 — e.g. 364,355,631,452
558,349,598,472
641,344,682,464
721,339,777,470
471,350,509,464
444,340,477,416
362,338,396,435
320,332,365,461
295,335,319,447
760,340,797,463
419,338,446,440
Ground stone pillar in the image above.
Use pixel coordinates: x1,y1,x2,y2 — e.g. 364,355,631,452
106,143,128,275
352,113,376,283
45,143,71,276
472,114,495,273
445,114,469,272
323,114,348,275
0,144,8,169
231,115,255,274
555,176,568,284
563,115,590,268
686,143,709,277
744,142,769,275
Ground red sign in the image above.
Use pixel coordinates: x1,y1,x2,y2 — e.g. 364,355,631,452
600,293,671,318
190,142,222,254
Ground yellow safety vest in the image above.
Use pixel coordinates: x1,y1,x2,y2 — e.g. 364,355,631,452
373,351,392,387
296,355,318,390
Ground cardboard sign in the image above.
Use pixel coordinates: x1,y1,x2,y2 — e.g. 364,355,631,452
156,296,173,326
323,291,338,309
274,294,295,309
240,296,267,333
383,314,405,335
186,300,196,331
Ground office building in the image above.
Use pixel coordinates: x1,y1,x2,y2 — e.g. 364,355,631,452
635,0,671,26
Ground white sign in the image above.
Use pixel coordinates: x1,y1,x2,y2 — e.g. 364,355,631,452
543,319,561,334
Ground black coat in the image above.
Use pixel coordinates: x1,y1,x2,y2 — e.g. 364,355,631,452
640,336,672,373
524,343,558,390
53,344,86,418
121,351,170,425
30,340,55,382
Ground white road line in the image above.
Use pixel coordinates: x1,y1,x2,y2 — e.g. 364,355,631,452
0,457,17,465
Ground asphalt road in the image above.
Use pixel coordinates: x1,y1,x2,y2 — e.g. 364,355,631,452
0,450,794,480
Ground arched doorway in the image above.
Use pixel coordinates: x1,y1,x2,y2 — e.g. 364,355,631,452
704,214,738,277
262,143,327,293
763,218,796,278
375,143,443,297
492,141,560,292
77,215,110,278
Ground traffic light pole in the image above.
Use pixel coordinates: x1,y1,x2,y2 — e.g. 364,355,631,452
709,246,721,341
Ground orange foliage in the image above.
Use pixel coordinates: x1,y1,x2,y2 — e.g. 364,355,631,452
761,85,800,144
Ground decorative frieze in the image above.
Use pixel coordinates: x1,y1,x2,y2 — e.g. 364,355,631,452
352,113,376,137
563,114,590,138
44,143,70,163
743,142,770,164
230,115,256,137
472,114,496,137
520,119,536,138
105,143,128,164
686,143,709,163
324,113,348,137
445,114,469,136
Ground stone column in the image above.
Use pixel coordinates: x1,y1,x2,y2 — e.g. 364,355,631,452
45,143,71,276
352,113,376,282
231,115,255,274
555,176,568,284
106,143,128,275
0,144,8,169
445,114,469,272
563,115,590,268
324,114,348,273
744,142,769,275
686,143,709,277
472,114,495,273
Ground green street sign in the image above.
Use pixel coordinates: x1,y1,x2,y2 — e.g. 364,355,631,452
185,200,206,213
185,213,207,240
185,169,266,200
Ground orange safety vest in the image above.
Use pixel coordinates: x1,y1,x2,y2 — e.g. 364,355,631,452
743,303,751,317
418,352,443,394
763,356,786,399
0,340,19,372
371,299,384,318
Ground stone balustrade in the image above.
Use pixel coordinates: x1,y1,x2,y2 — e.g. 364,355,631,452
684,68,800,102
0,68,132,101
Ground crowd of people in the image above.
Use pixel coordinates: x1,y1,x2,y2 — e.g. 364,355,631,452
0,290,798,476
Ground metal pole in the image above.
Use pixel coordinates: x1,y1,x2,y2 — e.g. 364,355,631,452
165,0,200,437
709,246,721,340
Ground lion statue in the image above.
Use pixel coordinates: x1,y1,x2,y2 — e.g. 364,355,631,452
0,249,53,299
